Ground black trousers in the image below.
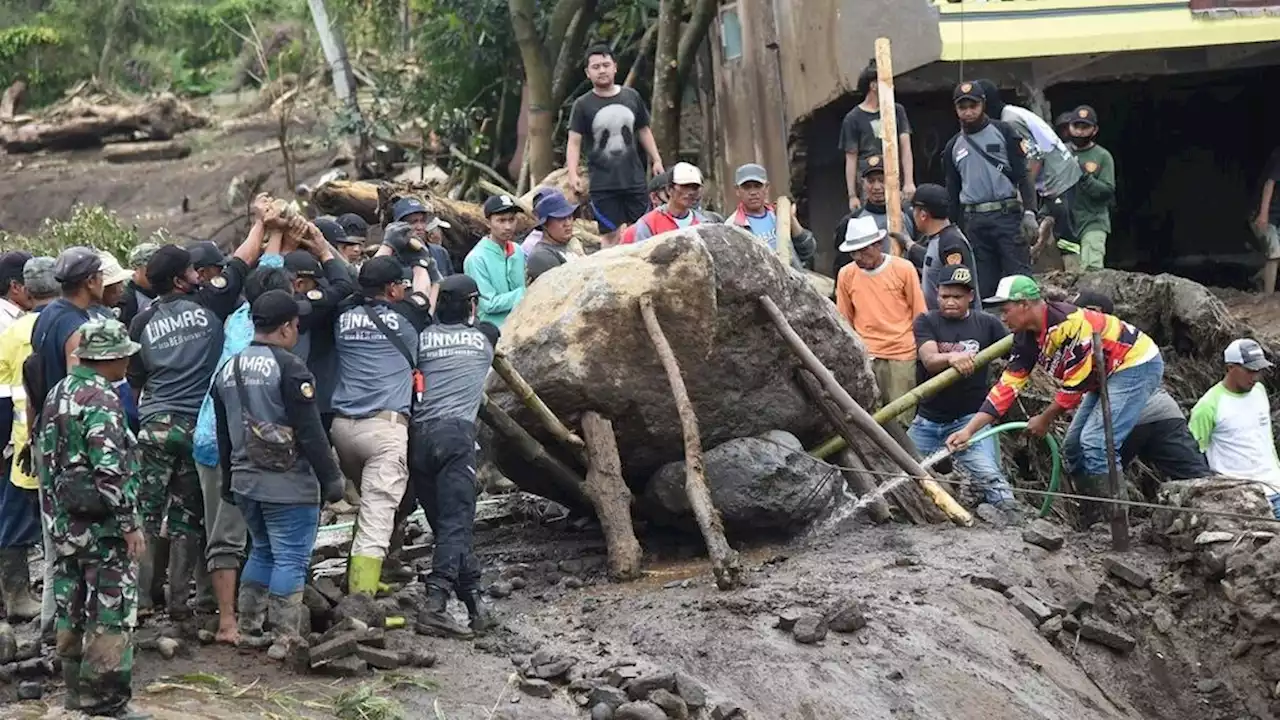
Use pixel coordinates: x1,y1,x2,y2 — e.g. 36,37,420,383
1121,417,1210,482
409,418,480,595
964,209,1030,300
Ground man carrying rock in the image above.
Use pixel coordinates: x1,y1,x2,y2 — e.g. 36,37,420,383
464,195,527,328
1190,339,1280,518
213,290,343,657
911,184,978,312
526,190,579,283
410,275,500,637
330,256,433,595
946,275,1163,528
36,318,148,720
910,265,1017,511
726,163,816,271
834,215,927,416
567,44,665,245
629,163,711,244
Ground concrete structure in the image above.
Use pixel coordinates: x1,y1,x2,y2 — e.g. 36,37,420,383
712,0,1280,282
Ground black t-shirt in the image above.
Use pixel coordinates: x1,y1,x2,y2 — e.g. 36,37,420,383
838,104,912,161
1265,147,1280,226
913,310,1009,423
569,86,651,194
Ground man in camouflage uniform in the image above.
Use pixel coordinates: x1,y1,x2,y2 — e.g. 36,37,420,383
37,318,148,720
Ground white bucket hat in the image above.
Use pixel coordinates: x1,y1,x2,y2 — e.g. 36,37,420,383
838,215,887,253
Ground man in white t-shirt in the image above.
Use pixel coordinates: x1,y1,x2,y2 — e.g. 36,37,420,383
1190,338,1280,518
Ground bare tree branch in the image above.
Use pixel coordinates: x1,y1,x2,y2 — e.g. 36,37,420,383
624,21,659,88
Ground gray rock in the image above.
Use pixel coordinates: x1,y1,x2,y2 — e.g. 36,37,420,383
827,599,867,633
968,573,1012,594
1006,587,1054,626
1038,615,1064,640
606,665,643,687
320,654,368,677
0,623,17,665
519,678,555,699
1079,618,1136,653
674,672,706,708
1195,678,1223,694
589,684,630,710
591,703,615,720
530,648,557,667
711,701,747,719
356,645,401,670
774,609,801,631
757,430,804,452
626,671,676,701
1022,520,1065,551
530,657,577,680
649,688,689,719
792,614,828,644
614,701,668,720
330,594,385,630
975,503,1008,528
488,581,514,599
647,437,844,534
1063,593,1095,617
1152,608,1175,634
488,225,881,514
17,680,42,700
1102,557,1152,589
309,632,360,665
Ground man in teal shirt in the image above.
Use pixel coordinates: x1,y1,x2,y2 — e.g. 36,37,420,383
464,195,527,327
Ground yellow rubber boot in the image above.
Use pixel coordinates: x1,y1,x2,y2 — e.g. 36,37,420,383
347,555,383,596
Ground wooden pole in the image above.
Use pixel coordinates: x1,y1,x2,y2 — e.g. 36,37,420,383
638,295,742,590
1092,331,1130,551
491,351,588,464
759,295,972,526
478,397,590,508
776,196,795,268
580,411,644,581
874,38,903,253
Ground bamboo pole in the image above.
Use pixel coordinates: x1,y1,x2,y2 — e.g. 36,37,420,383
581,411,644,580
638,295,742,590
776,196,795,268
491,350,588,464
874,38,903,255
1092,330,1130,551
478,396,590,508
811,334,1015,458
759,295,972,526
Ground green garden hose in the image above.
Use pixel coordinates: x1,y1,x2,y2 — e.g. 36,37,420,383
964,421,1062,518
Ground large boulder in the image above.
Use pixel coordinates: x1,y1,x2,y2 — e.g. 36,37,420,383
488,224,878,508
644,433,845,533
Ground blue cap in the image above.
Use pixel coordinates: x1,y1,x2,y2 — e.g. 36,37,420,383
391,197,430,222
534,190,578,225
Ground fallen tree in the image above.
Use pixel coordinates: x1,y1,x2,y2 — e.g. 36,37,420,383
0,91,208,154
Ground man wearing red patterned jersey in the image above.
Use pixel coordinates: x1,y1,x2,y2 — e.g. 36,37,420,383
946,275,1164,527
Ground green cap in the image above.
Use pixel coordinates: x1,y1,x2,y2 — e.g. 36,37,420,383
983,275,1041,305
74,318,142,361
128,242,162,270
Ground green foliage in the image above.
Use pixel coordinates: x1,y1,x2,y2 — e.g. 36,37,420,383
0,205,149,262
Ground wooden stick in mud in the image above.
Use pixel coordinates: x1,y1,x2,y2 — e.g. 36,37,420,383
794,368,893,524
580,411,644,581
638,295,742,590
478,396,589,508
759,294,971,526
492,350,588,464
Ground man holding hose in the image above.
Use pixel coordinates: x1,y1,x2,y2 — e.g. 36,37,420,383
946,275,1164,528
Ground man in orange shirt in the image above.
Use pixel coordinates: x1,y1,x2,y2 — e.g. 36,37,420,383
836,215,927,419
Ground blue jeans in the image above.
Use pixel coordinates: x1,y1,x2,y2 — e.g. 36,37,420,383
0,479,40,549
909,412,1013,505
1063,353,1164,478
235,496,319,597
1269,494,1280,521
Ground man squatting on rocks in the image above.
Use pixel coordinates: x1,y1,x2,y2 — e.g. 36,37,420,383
947,275,1164,528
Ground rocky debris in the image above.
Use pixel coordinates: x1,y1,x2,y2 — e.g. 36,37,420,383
489,224,881,516
791,614,828,644
975,503,1008,528
1078,617,1137,654
711,700,747,719
331,594,386,630
1063,593,1095,617
774,609,801,631
0,623,16,665
519,677,555,699
303,584,333,630
647,436,845,534
17,680,42,700
1102,557,1152,589
649,688,690,719
591,704,613,720
614,701,667,720
356,645,401,670
1006,587,1055,626
321,654,369,677
625,671,676,701
1039,615,1064,640
488,580,514,599
968,572,1014,594
1022,520,1066,551
826,599,868,633
309,631,361,665
589,685,630,710
1195,530,1236,545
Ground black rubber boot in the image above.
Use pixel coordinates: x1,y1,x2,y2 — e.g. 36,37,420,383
62,658,82,710
236,581,273,649
267,592,306,662
1076,474,1107,530
167,534,199,619
416,585,473,639
459,589,495,634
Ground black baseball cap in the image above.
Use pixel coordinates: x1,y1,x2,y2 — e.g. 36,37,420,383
284,250,321,278
1071,290,1114,314
54,246,103,284
336,213,369,240
861,155,885,177
938,264,975,289
187,241,226,269
483,194,521,218
251,289,310,329
147,245,193,287
953,81,985,104
0,251,33,289
314,217,349,248
910,184,950,218
1054,112,1074,129
359,256,406,291
392,197,431,222
438,274,479,302
1070,105,1098,127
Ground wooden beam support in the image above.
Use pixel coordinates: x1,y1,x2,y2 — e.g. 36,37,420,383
491,350,588,465
581,411,644,581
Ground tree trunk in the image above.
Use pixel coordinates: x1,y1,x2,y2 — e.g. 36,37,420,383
97,0,133,81
580,412,643,580
509,0,556,184
624,23,659,88
675,0,717,92
551,0,598,108
306,0,359,118
651,0,684,163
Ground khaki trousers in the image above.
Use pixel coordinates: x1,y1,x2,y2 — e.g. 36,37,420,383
331,415,409,559
873,357,917,424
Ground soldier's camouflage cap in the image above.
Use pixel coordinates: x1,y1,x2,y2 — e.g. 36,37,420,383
128,242,162,270
73,318,142,361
